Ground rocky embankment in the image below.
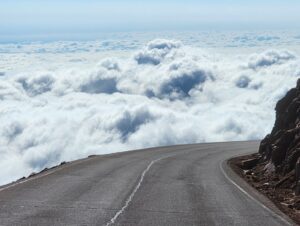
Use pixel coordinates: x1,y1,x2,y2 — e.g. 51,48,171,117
230,78,300,224
259,78,300,193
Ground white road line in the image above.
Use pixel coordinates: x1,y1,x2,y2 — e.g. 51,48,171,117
105,155,173,226
219,160,292,226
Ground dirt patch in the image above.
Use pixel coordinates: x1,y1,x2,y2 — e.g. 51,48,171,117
229,154,300,225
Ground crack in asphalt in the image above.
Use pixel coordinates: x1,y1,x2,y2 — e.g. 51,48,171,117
105,155,174,226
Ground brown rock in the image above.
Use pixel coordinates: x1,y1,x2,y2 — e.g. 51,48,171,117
242,158,259,169
258,78,300,184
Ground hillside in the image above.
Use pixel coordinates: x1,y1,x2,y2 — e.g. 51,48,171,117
232,78,300,223
259,78,300,185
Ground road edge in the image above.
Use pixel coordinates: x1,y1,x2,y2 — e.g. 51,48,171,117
221,157,296,225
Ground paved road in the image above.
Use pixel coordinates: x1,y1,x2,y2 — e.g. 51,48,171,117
0,141,293,226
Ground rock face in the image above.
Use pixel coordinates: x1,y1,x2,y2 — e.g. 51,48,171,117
259,78,300,178
230,89,300,222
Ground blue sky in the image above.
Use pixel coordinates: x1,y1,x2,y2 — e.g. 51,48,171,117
1,0,300,41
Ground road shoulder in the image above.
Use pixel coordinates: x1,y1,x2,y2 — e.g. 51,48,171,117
225,156,297,225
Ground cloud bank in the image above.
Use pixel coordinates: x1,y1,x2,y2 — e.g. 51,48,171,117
0,39,299,185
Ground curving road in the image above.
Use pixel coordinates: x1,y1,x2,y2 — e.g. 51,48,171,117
0,141,294,226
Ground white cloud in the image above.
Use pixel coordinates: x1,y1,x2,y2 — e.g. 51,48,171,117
247,50,296,69
0,38,300,186
15,73,55,97
134,39,182,65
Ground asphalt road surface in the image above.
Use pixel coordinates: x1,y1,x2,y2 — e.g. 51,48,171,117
0,141,294,226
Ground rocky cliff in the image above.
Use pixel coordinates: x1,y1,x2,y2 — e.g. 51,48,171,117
229,78,300,222
259,78,300,180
